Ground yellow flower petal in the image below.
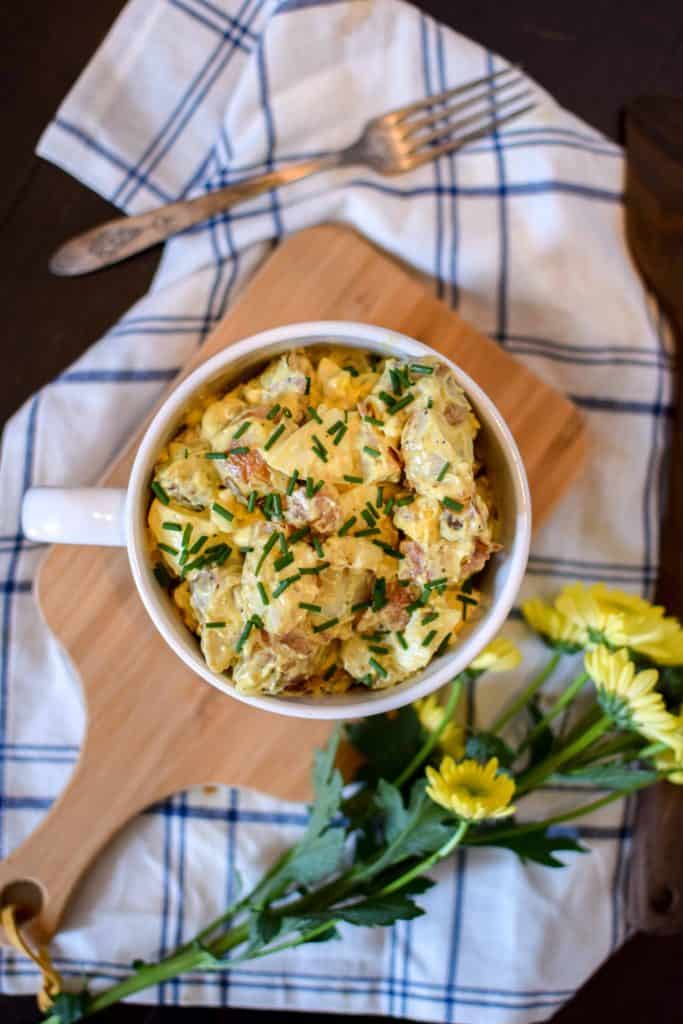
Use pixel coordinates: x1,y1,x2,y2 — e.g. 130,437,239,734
655,747,683,785
425,756,516,821
414,696,465,760
522,597,584,649
469,637,522,673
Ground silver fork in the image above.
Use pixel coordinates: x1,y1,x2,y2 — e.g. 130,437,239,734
50,67,534,276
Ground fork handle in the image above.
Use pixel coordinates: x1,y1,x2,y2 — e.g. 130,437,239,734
49,155,339,276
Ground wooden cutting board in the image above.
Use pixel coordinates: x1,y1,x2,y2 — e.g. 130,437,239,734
0,224,588,942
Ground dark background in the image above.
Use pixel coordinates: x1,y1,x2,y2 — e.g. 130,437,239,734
2,1,683,1021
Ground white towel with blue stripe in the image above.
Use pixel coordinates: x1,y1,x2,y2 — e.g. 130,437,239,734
0,0,674,1020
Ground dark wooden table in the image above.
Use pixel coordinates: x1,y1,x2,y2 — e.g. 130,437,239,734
2,1,683,1021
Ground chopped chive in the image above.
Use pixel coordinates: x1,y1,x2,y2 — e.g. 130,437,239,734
364,415,384,427
257,581,270,605
278,532,288,553
338,516,357,537
299,562,330,575
289,526,310,544
311,435,328,462
343,474,364,484
389,367,403,396
355,528,380,538
369,644,390,655
327,420,344,437
212,502,234,522
233,421,251,440
389,392,415,414
306,476,314,498
231,446,250,456
274,552,294,572
361,509,376,529
372,577,387,611
397,579,411,587
312,479,325,496
299,602,322,613
396,495,415,507
153,562,172,587
369,657,388,678
235,619,253,653
266,404,281,420
305,376,311,395
272,493,283,519
205,621,226,629
158,543,178,556
435,632,452,656
378,390,397,408
427,398,433,409
332,424,347,446
442,497,464,512
251,614,264,630
204,542,228,557
426,577,448,590
409,363,434,375
282,407,293,418
343,365,359,377
255,531,280,575
459,594,478,607
264,423,285,451
312,536,325,558
357,673,374,688
372,540,404,560
205,452,228,460
313,617,339,634
307,406,322,424
437,461,450,482
162,521,182,532
286,470,299,496
247,490,257,513
240,547,254,554
181,523,192,548
365,501,378,520
384,497,395,517
351,600,371,613
363,446,381,459
263,494,273,520
462,577,474,594
272,574,301,598
323,663,337,680
189,534,208,555
396,630,408,650
422,630,438,647
421,612,439,626
184,448,189,459
376,486,384,507
151,481,170,505
407,589,430,613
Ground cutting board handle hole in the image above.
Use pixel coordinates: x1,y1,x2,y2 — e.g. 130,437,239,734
0,879,44,923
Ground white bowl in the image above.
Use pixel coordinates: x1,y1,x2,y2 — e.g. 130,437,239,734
23,321,531,720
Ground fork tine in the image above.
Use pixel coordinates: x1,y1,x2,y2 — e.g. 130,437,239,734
385,65,519,123
401,75,527,137
404,88,534,153
405,102,536,170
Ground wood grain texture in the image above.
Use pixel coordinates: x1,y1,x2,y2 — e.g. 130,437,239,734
624,98,683,937
0,224,587,945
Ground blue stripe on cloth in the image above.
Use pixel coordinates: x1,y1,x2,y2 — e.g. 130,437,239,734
487,52,509,345
169,0,253,49
193,0,259,39
437,23,458,310
276,0,348,10
158,798,174,1006
256,34,284,241
0,396,39,857
347,177,623,204
57,369,180,383
220,787,239,1006
506,334,673,369
642,303,666,596
0,581,32,594
570,394,674,417
52,120,173,203
170,791,189,1003
420,15,444,302
115,0,262,208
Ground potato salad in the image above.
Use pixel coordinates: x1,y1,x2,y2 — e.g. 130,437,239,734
148,347,501,696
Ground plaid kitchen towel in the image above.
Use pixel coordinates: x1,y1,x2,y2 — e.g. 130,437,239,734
0,0,674,1020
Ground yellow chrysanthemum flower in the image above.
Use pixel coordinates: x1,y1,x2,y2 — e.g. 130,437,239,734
654,747,683,785
556,583,683,665
414,696,465,759
425,756,516,821
584,647,683,755
469,637,522,673
522,597,584,651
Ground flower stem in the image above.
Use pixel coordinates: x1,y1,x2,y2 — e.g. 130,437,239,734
517,672,588,755
515,714,612,795
638,741,669,759
378,820,469,895
490,652,560,733
563,733,643,769
393,676,464,788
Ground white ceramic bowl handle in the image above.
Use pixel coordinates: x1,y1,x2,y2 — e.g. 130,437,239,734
22,488,127,546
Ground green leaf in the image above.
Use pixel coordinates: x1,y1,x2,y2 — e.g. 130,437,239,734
346,707,423,783
465,731,515,769
248,910,284,948
43,991,89,1024
363,779,453,877
287,827,346,886
476,827,587,868
559,763,660,791
306,726,343,840
332,892,425,927
525,697,555,768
